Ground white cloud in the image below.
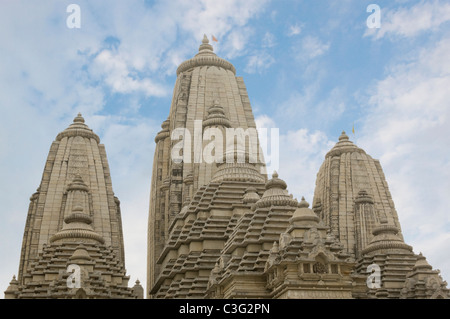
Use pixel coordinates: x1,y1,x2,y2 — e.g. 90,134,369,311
301,36,330,59
244,51,275,74
262,32,276,48
222,27,254,59
359,38,450,281
288,23,302,36
271,85,346,130
365,0,450,39
255,114,277,130
92,50,168,96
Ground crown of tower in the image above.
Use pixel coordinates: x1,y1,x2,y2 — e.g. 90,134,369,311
176,35,236,75
56,113,100,143
326,130,365,158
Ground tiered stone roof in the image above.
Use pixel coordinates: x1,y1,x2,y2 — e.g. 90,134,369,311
151,180,265,298
5,181,142,298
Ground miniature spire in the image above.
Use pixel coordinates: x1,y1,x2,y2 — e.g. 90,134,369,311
4,275,19,299
265,171,287,190
243,187,260,204
203,99,231,128
132,279,144,299
254,171,298,209
291,196,319,224
49,189,105,244
298,196,309,208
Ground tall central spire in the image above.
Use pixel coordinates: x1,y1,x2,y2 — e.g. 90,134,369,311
147,35,265,296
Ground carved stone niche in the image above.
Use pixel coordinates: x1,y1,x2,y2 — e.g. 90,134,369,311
313,262,328,274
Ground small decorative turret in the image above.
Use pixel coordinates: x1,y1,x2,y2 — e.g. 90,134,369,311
243,187,260,204
254,172,298,209
203,99,231,128
361,218,412,255
50,205,105,244
132,279,144,299
290,197,320,226
4,275,19,299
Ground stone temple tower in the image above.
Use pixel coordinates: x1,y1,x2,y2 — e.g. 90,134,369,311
5,114,142,299
147,36,449,299
312,131,403,258
147,35,266,296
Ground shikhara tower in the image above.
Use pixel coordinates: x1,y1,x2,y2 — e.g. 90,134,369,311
147,35,266,294
147,36,449,299
5,114,142,299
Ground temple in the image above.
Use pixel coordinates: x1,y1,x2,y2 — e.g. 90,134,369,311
146,36,449,299
5,35,448,299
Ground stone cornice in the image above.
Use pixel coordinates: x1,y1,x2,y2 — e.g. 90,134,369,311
177,55,236,76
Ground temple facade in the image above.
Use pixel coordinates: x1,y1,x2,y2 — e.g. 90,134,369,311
147,36,449,299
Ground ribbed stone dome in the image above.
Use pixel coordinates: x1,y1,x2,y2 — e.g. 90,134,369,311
56,113,100,143
361,219,412,255
176,35,236,75
254,172,298,209
325,131,365,158
291,197,320,224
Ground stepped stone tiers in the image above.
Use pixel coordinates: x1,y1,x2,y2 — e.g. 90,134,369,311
147,35,266,294
148,36,448,299
5,114,142,299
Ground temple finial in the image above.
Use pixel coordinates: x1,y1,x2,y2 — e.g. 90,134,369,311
338,130,349,142
73,112,85,124
198,34,213,53
298,196,309,208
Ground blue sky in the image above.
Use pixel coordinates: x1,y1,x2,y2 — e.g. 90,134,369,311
1,0,450,297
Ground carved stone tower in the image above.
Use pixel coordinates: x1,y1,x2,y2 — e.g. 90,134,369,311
5,114,142,299
147,35,265,296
